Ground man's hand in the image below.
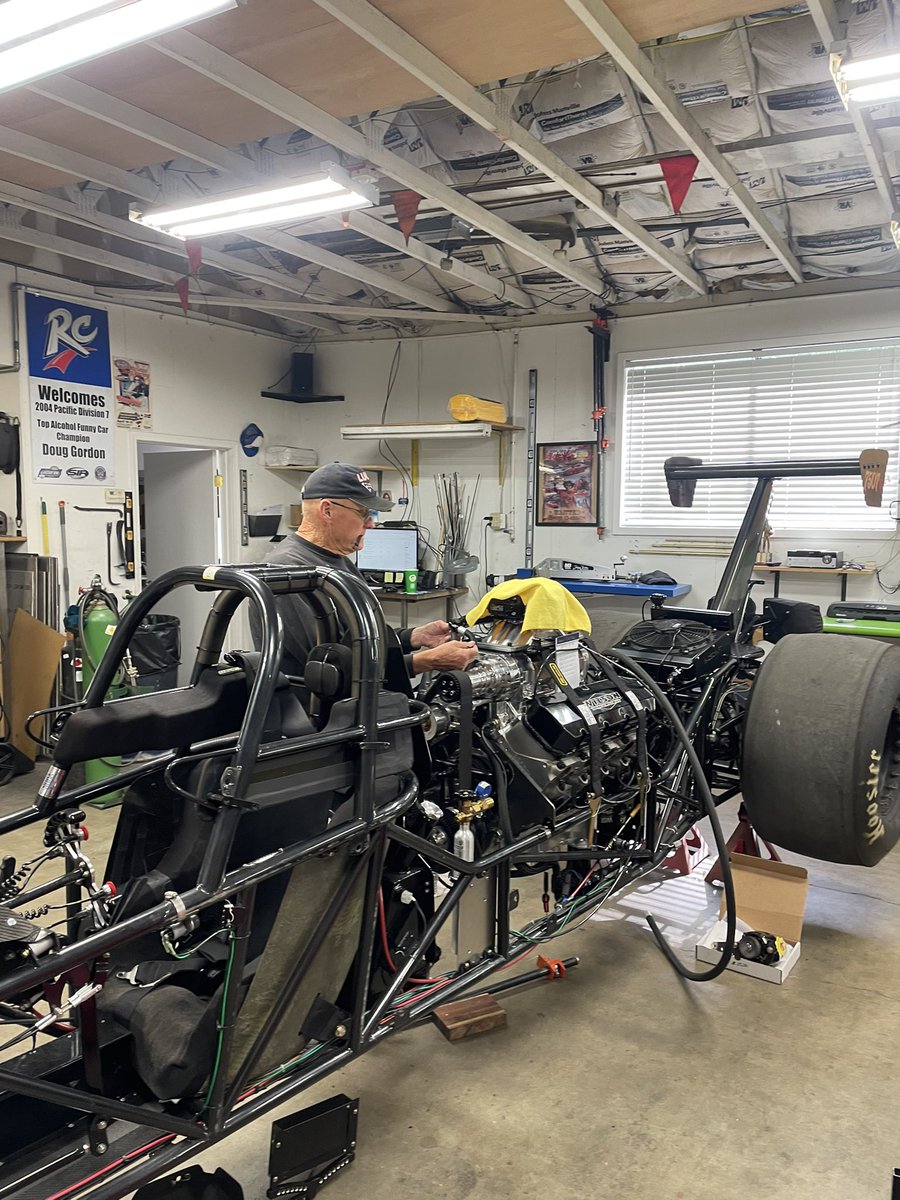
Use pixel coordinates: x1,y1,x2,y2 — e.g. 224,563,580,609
409,619,452,649
411,640,479,673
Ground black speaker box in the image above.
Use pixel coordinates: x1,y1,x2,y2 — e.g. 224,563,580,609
290,352,314,396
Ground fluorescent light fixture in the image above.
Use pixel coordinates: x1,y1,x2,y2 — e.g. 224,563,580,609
131,164,377,238
839,50,900,82
830,42,900,108
342,423,495,440
0,0,237,93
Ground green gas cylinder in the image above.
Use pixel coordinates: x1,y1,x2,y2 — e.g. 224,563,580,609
78,584,127,807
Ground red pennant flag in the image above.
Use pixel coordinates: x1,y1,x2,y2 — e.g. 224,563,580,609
392,190,422,243
174,276,190,315
185,239,203,274
660,154,699,214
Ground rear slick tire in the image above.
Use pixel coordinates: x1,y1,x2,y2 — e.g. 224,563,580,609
742,633,900,867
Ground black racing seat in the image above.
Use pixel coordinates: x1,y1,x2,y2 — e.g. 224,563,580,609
53,655,314,770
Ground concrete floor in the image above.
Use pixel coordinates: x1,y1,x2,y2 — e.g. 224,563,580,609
2,769,899,1200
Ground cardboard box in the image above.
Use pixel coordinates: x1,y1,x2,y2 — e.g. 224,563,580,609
290,504,301,528
696,853,809,984
7,609,66,762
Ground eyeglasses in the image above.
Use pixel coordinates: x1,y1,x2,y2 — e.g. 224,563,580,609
329,500,377,521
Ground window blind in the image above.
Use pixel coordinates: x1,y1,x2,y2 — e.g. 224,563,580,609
620,340,900,532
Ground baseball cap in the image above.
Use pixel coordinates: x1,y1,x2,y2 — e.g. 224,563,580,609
300,462,394,512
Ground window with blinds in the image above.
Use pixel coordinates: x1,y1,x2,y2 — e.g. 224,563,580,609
619,339,900,532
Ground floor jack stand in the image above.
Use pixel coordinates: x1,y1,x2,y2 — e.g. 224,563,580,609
267,1094,359,1199
705,801,781,886
661,826,710,876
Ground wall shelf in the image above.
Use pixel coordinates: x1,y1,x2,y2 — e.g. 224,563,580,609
0,536,26,544
753,564,874,602
260,391,344,404
341,421,522,440
265,464,400,473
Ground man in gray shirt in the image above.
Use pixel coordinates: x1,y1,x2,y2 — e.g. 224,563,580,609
252,462,478,679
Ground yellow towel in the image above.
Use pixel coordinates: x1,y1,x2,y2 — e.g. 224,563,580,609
466,576,592,635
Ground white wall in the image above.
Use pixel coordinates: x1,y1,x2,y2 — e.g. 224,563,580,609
4,260,898,626
606,287,900,609
314,284,900,615
313,324,602,597
0,264,309,603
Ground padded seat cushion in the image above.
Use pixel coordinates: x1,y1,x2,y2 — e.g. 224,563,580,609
54,667,250,767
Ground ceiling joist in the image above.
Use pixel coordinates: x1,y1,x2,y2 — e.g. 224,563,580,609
306,0,706,294
152,29,608,296
0,177,372,334
0,213,342,335
30,75,530,309
0,115,462,315
345,211,533,308
562,0,805,284
94,289,496,322
0,123,159,202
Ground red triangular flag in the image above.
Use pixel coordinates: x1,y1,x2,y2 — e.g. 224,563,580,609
392,190,422,243
660,154,699,214
174,276,190,315
185,239,203,274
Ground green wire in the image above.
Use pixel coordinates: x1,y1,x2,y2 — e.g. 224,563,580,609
202,929,236,1109
210,876,620,1110
510,877,619,944
255,1040,329,1086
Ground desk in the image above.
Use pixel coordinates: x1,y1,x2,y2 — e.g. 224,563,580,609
373,586,468,626
753,565,874,602
558,580,691,598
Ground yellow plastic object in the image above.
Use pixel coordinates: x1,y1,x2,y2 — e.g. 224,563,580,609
448,393,507,424
466,576,591,635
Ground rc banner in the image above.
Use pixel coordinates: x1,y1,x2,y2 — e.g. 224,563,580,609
25,293,116,485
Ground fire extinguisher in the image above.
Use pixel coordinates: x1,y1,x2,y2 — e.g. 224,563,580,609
66,577,137,807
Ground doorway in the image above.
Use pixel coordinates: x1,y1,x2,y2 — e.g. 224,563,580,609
138,439,226,684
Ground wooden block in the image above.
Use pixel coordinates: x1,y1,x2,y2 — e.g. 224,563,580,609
432,994,507,1042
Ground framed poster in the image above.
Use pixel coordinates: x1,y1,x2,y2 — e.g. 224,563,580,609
114,357,152,429
535,441,598,526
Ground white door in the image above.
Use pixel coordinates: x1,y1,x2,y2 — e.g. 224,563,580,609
141,446,219,684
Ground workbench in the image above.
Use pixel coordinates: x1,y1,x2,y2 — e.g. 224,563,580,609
556,579,692,599
753,565,874,602
372,586,468,626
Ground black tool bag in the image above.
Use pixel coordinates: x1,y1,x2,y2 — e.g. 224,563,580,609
0,413,21,535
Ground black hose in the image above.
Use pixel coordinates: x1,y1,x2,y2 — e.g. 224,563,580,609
478,732,515,845
605,647,736,981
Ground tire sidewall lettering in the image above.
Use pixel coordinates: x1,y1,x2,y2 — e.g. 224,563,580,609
864,748,886,846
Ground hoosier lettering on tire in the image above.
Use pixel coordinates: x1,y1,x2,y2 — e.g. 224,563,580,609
742,633,900,867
